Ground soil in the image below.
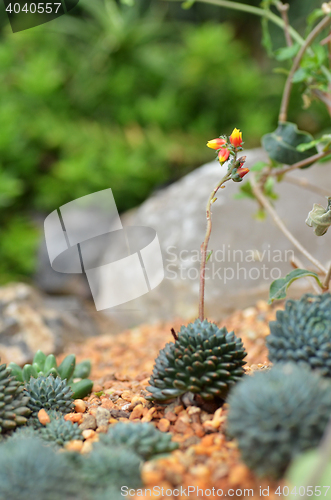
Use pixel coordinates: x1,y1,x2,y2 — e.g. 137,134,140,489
58,300,285,500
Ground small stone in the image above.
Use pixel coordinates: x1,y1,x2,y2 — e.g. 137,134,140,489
96,407,110,427
228,464,250,486
65,440,84,453
109,409,130,419
121,391,132,402
38,409,50,426
96,425,109,434
64,413,83,423
82,429,96,440
79,414,97,431
141,407,156,423
129,403,144,420
157,418,170,432
74,399,87,413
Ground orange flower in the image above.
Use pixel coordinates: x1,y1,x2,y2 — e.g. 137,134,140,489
218,148,230,164
207,138,226,150
229,128,243,148
237,167,249,178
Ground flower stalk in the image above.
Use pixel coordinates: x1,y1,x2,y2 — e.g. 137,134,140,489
199,129,247,321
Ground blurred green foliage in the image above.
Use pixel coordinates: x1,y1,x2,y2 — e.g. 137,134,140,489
0,0,322,282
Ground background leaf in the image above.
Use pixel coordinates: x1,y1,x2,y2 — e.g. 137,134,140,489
268,269,323,304
262,122,318,166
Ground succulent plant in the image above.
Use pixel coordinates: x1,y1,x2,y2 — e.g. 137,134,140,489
0,437,83,500
24,375,74,417
227,363,331,479
9,351,93,399
147,319,247,402
0,361,31,434
94,487,124,500
98,422,178,460
267,293,331,376
81,445,142,491
40,416,83,446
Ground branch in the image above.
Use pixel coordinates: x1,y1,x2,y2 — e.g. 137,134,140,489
276,2,292,47
279,15,331,122
290,255,322,294
283,176,331,198
323,261,331,290
270,150,331,177
251,176,327,275
167,0,305,46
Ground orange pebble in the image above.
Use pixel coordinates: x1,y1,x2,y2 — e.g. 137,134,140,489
129,404,145,420
157,418,170,432
38,409,50,426
74,399,86,413
64,440,83,453
64,412,83,423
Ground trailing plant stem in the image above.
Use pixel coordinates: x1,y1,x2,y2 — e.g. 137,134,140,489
199,164,236,321
279,15,331,122
251,176,327,275
169,0,305,46
270,150,331,177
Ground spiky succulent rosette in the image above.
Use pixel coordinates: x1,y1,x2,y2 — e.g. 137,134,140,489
0,362,31,434
40,417,83,446
227,363,331,479
267,293,331,376
24,375,74,416
98,422,178,460
147,319,247,402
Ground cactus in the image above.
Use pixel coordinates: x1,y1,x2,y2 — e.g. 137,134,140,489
267,293,331,377
0,437,82,500
80,445,142,491
227,364,331,479
98,422,178,460
148,319,247,402
0,361,31,434
24,375,74,417
40,416,83,446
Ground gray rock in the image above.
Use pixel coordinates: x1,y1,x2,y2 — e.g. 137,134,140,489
79,414,97,431
100,148,331,326
0,283,100,365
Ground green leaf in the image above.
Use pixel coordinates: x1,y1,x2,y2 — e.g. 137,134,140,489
254,208,266,221
275,44,299,61
306,9,324,32
250,161,268,172
262,122,318,166
292,67,309,83
233,181,255,200
206,250,213,263
182,0,195,9
286,450,331,499
268,269,323,304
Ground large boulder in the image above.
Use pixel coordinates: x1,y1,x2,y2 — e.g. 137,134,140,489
100,148,331,326
0,283,101,365
35,148,331,328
